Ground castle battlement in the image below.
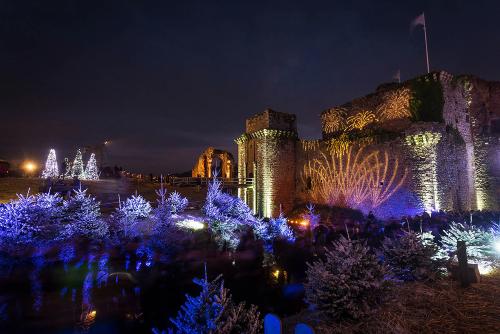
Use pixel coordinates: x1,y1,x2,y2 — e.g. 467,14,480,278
237,71,500,218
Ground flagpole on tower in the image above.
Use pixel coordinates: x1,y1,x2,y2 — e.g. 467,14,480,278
422,12,430,73
410,12,431,74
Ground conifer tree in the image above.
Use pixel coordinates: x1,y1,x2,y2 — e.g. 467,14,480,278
41,149,59,179
84,153,99,180
63,158,72,179
71,149,86,179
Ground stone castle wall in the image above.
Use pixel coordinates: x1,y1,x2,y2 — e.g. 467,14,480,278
236,71,499,218
192,147,235,178
237,110,297,217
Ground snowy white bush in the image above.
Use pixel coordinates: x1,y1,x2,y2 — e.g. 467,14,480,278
0,191,63,244
203,175,255,250
114,194,152,239
61,188,108,240
382,231,446,281
253,211,295,244
440,222,494,264
304,236,387,320
152,181,173,227
208,218,241,251
166,191,188,215
164,269,262,334
203,176,254,226
304,203,320,230
119,194,152,219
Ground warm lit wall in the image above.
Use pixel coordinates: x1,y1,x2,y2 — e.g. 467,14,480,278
191,147,235,178
236,71,499,219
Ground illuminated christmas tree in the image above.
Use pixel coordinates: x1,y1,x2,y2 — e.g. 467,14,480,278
71,149,86,179
63,158,72,179
41,149,59,179
84,153,99,180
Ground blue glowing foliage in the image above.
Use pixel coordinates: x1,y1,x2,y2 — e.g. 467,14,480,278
0,191,63,244
119,194,152,219
152,179,172,226
203,176,255,250
203,176,254,226
62,188,108,240
114,194,152,239
208,218,241,251
170,271,226,334
254,212,295,244
440,222,494,263
166,191,188,215
304,203,320,230
59,243,75,271
167,268,262,334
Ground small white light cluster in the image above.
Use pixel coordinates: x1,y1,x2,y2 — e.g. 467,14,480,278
176,218,205,231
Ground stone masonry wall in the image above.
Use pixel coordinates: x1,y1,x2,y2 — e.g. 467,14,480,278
236,72,499,219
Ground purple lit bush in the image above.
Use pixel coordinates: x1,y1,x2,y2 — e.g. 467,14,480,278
113,194,152,239
0,191,63,244
203,175,255,250
61,188,108,240
253,212,295,244
166,191,188,215
161,268,262,334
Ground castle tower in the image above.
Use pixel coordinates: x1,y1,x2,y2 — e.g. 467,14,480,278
235,109,297,217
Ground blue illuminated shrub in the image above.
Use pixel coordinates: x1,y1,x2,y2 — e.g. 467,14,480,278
161,268,262,334
166,191,188,215
253,212,295,244
203,175,255,250
0,191,63,244
61,188,108,240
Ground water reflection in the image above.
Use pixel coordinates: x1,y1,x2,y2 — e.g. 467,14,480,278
97,253,109,288
59,244,75,272
3,240,298,333
30,252,45,312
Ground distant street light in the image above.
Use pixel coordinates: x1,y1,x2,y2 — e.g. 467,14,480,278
22,161,38,176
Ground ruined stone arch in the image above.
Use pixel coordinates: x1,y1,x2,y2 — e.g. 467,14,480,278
192,147,235,178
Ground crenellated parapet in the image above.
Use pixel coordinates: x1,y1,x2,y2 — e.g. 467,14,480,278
235,72,499,219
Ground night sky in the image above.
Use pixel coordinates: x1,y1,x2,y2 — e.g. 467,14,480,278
1,0,499,174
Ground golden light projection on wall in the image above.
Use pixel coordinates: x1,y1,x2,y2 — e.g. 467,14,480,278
321,107,346,133
326,133,351,158
302,145,407,209
377,88,411,121
301,139,320,152
346,110,377,131
404,132,442,212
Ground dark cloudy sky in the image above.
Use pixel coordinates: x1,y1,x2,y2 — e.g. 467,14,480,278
1,0,499,174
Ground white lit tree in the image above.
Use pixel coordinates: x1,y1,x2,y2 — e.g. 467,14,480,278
41,149,59,179
71,149,86,179
63,158,72,179
84,153,99,180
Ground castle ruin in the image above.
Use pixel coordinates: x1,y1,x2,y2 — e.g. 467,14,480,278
236,71,500,218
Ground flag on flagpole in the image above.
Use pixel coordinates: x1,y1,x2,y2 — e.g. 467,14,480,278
392,69,401,83
410,12,430,73
410,13,425,31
